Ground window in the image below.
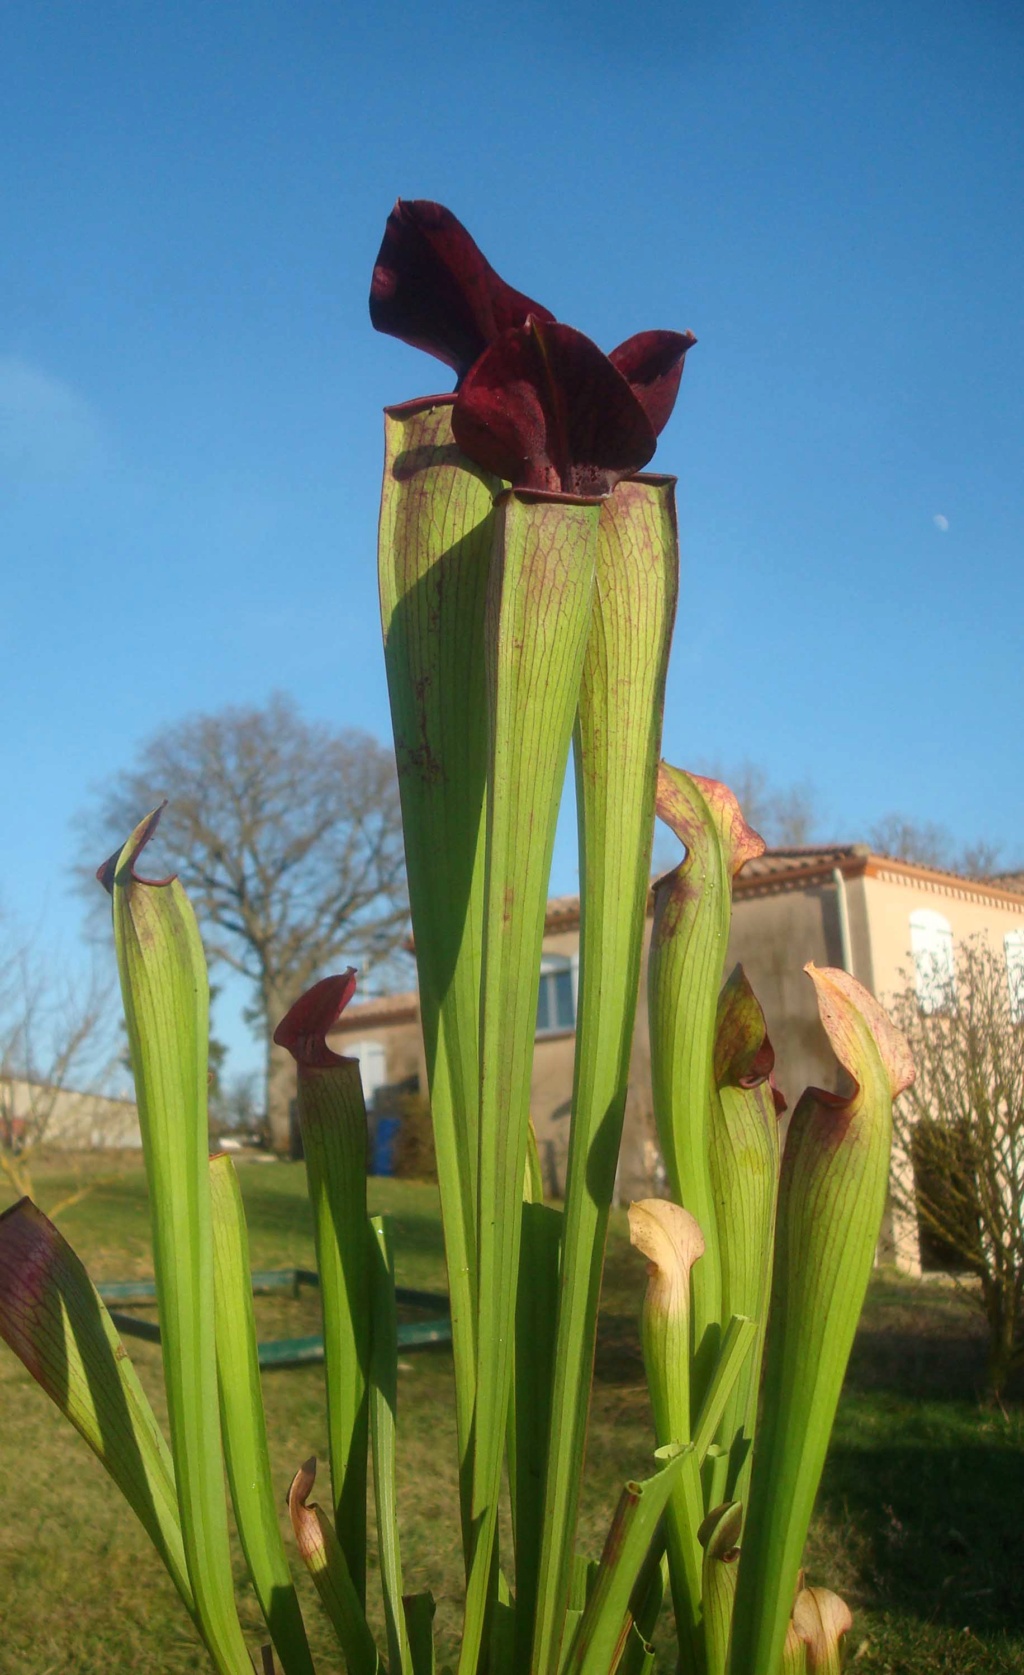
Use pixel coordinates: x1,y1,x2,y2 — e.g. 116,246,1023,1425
536,953,577,1035
1006,931,1024,1024
347,1039,388,1106
910,909,955,1015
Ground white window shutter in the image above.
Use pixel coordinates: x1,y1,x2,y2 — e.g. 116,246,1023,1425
1005,931,1024,1024
347,1039,388,1104
909,909,955,1015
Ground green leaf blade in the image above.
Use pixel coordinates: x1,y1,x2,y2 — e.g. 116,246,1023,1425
289,1458,382,1675
461,490,600,1675
699,1501,742,1675
378,400,499,1555
293,1054,372,1600
404,1592,438,1675
648,771,764,1411
210,1156,315,1675
370,1214,413,1675
628,1198,705,1667
563,1447,693,1675
531,475,678,1675
104,812,252,1674
0,1197,195,1623
709,967,782,1506
512,1201,563,1671
729,967,913,1675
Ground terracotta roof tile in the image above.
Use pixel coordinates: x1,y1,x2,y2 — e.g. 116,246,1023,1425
737,844,865,878
329,991,419,1032
543,846,870,928
347,850,1024,1019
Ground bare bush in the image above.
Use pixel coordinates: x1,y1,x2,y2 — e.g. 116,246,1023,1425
0,919,118,1214
889,935,1024,1398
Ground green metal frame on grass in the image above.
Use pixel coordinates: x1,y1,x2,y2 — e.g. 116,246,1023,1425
97,1269,452,1369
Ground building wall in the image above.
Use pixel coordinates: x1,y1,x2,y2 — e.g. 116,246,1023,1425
726,876,862,1111
535,877,871,1200
331,1013,426,1103
863,869,1024,1273
2,1078,141,1149
522,927,578,1195
330,868,1024,1218
370,1019,426,1091
862,867,1024,1004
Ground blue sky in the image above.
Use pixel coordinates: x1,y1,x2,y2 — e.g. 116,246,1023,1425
2,0,1021,1077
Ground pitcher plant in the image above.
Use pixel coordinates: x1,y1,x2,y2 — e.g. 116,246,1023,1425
0,200,912,1675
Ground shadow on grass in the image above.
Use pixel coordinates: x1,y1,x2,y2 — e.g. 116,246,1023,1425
593,1313,643,1384
813,1296,1023,1644
371,1206,448,1265
590,1311,1014,1400
597,1278,1024,1649
235,1169,449,1290
844,1326,1024,1404
846,1277,1023,1405
225,1174,316,1243
820,1439,1024,1638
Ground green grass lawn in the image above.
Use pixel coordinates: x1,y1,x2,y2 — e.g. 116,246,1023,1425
1,1158,1022,1674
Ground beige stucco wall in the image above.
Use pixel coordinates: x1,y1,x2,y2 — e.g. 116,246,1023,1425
331,1012,426,1099
862,868,1024,1004
726,874,874,1112
536,876,871,1199
862,869,1024,1273
2,1078,141,1149
535,865,1024,1207
376,1019,426,1089
330,868,1024,1221
534,874,874,1199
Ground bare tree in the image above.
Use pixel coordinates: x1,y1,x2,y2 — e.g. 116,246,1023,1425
698,762,821,847
658,773,1014,882
869,813,1008,880
651,761,822,877
78,694,409,1152
868,813,951,871
888,936,1024,1399
0,920,118,1214
730,763,819,847
209,1069,263,1141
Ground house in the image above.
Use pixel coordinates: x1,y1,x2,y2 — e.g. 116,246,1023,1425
329,846,1024,1273
0,1076,142,1151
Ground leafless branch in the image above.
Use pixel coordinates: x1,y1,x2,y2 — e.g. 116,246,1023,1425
0,912,118,1207
74,693,410,1144
888,936,1024,1396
